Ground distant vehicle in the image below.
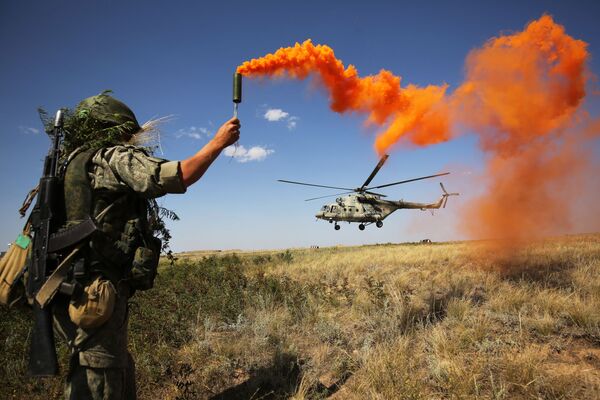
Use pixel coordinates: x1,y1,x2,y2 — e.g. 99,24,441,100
278,155,459,231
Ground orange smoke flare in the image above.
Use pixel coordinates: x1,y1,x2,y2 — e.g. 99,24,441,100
237,40,451,154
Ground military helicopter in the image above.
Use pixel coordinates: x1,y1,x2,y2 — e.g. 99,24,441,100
278,155,459,231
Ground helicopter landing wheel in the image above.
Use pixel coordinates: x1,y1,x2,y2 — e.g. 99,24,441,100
359,224,365,231
376,221,383,228
329,219,333,224
334,224,340,231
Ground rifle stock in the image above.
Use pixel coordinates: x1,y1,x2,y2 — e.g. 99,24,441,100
28,303,58,376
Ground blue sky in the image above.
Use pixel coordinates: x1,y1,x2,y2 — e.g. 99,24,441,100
1,1,599,251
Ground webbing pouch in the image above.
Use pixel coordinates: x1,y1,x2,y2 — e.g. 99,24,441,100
128,237,161,291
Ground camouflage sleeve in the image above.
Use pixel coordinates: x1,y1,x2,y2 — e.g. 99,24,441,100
89,145,186,198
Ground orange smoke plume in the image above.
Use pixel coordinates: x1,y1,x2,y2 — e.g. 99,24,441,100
237,40,450,153
454,15,591,240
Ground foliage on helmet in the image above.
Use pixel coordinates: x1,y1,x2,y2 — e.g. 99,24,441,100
39,90,142,156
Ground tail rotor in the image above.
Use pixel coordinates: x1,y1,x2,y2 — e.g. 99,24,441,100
440,182,459,208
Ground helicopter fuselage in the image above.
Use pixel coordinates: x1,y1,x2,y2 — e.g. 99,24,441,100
314,191,454,230
315,193,399,223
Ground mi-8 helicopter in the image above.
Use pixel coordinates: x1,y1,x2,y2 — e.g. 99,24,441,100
278,155,459,231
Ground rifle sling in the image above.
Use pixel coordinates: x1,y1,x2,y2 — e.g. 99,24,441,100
35,244,84,308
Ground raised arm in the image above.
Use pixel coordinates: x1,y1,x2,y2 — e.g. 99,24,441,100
180,117,240,187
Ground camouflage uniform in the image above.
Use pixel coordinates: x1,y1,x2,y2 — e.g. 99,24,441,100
52,94,186,400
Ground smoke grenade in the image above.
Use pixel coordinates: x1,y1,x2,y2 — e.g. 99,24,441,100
233,72,242,118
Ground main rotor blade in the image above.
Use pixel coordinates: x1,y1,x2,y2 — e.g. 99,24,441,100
304,191,355,202
359,154,389,191
365,172,450,190
278,180,353,191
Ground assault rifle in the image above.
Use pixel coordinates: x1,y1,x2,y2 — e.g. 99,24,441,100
26,109,64,376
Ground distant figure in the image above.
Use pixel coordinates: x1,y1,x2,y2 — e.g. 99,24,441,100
421,239,432,244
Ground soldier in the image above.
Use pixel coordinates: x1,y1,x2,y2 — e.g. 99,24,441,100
49,92,240,399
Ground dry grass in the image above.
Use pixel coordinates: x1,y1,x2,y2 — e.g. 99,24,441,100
1,234,599,399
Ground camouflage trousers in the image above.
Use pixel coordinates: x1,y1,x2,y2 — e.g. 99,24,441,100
53,281,136,400
63,353,136,400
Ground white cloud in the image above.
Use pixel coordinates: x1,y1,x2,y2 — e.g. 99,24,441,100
264,108,289,122
287,116,299,130
19,126,40,135
224,144,274,163
175,126,210,140
263,108,299,130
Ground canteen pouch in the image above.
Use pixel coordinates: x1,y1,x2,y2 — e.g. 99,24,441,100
68,277,116,329
128,237,161,291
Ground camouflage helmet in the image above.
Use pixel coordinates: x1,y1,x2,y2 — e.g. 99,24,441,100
75,92,141,134
62,90,142,154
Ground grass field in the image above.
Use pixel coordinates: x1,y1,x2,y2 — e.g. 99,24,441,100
1,234,599,399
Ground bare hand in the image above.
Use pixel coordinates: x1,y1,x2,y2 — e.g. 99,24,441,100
213,117,240,149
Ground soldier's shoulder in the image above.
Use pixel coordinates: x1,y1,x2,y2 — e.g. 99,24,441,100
94,145,169,169
103,144,147,152
95,145,150,158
